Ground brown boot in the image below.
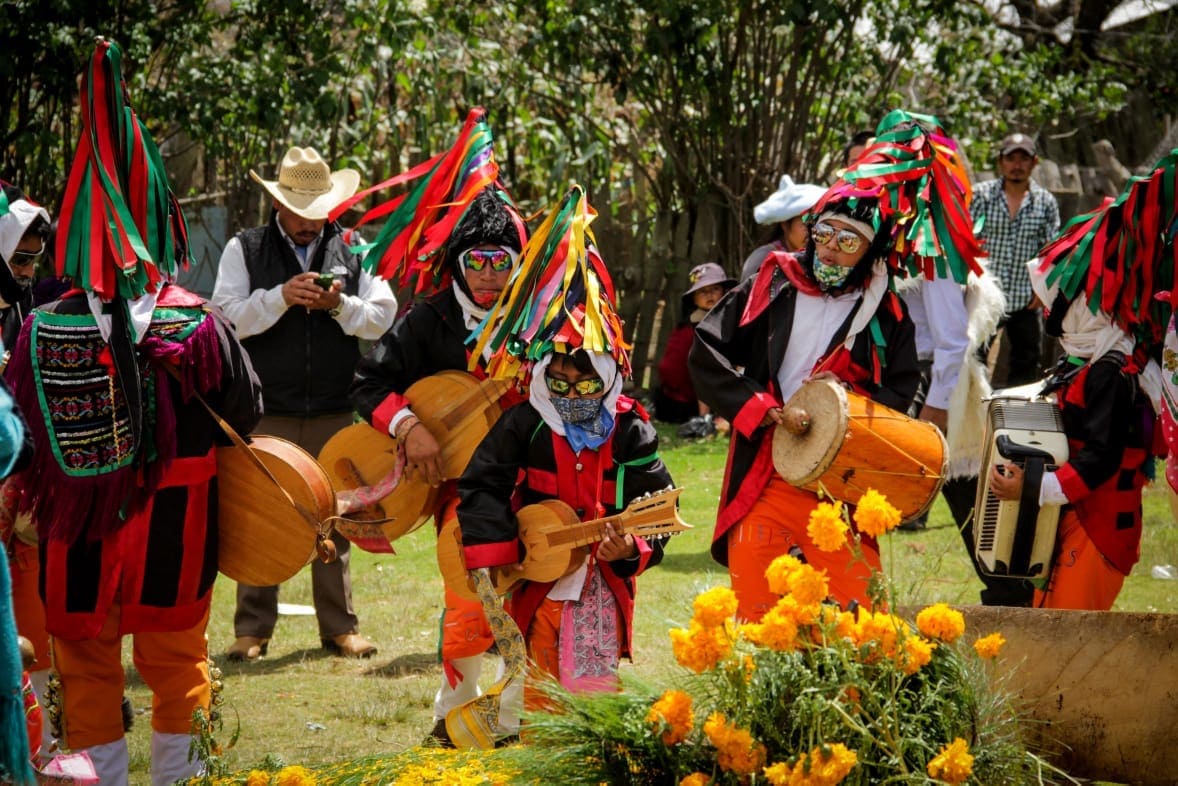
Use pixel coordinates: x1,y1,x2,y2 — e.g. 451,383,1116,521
225,636,269,662
321,632,377,658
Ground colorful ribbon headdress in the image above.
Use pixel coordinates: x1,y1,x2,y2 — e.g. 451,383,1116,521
1033,149,1178,353
329,107,524,293
56,37,189,301
470,184,631,383
811,109,985,284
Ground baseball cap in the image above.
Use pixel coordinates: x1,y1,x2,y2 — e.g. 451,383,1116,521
1000,133,1036,157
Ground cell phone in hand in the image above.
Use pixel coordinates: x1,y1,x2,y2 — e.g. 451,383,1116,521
314,273,335,290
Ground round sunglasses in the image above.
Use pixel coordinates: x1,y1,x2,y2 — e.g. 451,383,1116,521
461,247,514,273
811,222,865,255
544,375,605,397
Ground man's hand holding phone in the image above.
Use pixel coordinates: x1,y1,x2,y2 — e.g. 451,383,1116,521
282,271,342,311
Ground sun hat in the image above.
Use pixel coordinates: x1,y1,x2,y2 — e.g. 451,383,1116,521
683,262,736,296
250,147,361,220
753,175,826,225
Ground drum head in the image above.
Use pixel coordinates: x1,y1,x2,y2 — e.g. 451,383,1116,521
772,379,848,486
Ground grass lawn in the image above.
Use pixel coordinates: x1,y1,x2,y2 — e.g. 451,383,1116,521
117,426,1178,782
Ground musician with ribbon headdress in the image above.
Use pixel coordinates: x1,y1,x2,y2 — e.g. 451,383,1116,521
457,185,674,716
689,110,986,620
4,39,262,783
989,150,1175,610
344,108,529,746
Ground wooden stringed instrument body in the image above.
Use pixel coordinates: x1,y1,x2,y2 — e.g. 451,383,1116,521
318,371,513,550
438,488,689,602
217,435,334,586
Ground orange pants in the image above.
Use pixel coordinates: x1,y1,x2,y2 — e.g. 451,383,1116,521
728,477,880,621
437,499,494,664
8,541,50,673
1034,510,1126,610
522,598,564,713
53,606,211,749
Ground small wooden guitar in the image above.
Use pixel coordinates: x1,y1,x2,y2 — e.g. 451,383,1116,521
438,488,690,602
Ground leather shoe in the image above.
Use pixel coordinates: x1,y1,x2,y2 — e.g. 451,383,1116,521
225,636,268,662
322,632,377,658
423,718,454,748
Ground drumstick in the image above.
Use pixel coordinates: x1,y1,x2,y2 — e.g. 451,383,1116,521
781,407,811,435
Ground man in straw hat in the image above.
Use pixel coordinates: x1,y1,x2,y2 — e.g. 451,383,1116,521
213,146,396,661
6,38,262,783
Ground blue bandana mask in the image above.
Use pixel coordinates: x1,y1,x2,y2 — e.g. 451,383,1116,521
813,258,852,290
551,396,612,451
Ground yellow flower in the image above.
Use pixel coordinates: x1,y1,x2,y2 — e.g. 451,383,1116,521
853,610,910,657
246,771,270,786
806,501,848,552
916,603,966,643
671,621,733,673
765,552,804,595
901,636,935,675
852,489,901,536
703,712,766,775
275,766,317,786
647,689,694,745
786,563,830,607
679,774,711,786
927,737,975,784
765,743,858,785
693,586,739,629
973,632,1006,659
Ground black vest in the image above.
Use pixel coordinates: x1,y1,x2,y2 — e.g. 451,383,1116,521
237,217,363,416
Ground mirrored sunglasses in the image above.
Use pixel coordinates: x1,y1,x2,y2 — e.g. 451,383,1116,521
544,375,605,397
811,222,865,255
462,247,514,273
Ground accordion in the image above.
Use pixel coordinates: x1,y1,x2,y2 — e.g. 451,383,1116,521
974,397,1069,579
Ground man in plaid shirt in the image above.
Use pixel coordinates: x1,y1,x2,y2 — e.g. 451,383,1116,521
971,133,1060,386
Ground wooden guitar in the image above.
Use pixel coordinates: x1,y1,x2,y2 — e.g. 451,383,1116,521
438,488,690,602
319,371,513,551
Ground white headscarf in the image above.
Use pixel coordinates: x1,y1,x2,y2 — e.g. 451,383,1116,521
529,350,623,436
1027,258,1132,362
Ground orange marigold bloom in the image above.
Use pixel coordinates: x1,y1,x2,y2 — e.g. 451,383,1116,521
647,689,694,745
741,599,800,652
973,632,1006,659
679,774,712,786
807,501,849,552
916,603,966,643
765,552,805,596
901,636,935,675
671,621,733,673
246,771,270,786
786,564,830,608
853,610,909,657
927,737,975,784
275,766,317,786
852,489,901,536
764,743,858,785
693,586,739,629
703,713,766,775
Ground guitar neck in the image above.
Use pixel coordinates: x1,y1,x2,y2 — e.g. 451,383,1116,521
544,515,626,550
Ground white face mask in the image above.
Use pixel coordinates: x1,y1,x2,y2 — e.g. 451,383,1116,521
813,258,852,290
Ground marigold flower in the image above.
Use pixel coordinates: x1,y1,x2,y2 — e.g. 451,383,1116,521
927,737,974,784
852,489,901,536
807,501,849,552
853,610,909,657
246,771,270,786
787,564,830,608
275,766,317,786
671,621,733,673
916,603,966,643
647,689,694,745
901,636,935,675
764,742,858,785
765,552,804,595
693,586,739,629
703,712,766,775
740,598,802,652
679,774,711,786
973,632,1006,659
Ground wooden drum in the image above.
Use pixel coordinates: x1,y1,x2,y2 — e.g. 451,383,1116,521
771,379,947,521
217,436,331,585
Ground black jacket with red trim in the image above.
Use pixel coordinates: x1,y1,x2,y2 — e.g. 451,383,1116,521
688,266,919,566
456,397,673,656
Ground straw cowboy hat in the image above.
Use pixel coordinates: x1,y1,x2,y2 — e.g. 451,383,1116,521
250,146,360,220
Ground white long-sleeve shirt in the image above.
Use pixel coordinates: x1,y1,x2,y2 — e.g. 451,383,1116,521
900,276,970,411
212,223,396,341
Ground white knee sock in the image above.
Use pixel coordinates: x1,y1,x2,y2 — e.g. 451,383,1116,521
151,731,201,786
83,737,129,786
434,655,484,719
492,656,523,736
